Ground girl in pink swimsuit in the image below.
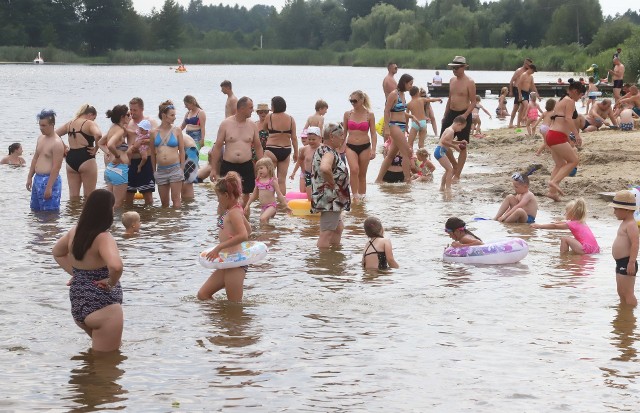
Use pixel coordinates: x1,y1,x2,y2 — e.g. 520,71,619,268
244,157,289,225
531,198,600,254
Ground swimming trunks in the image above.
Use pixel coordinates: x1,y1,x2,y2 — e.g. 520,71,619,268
633,107,640,117
155,162,183,185
362,238,388,269
545,130,568,147
620,122,633,131
582,119,591,130
440,109,472,142
613,79,624,89
183,146,199,183
127,158,155,193
104,162,129,186
30,173,62,211
155,131,178,147
69,266,122,323
513,87,520,104
527,215,535,224
521,90,531,102
66,147,95,172
588,95,596,100
433,145,447,160
346,142,371,155
615,256,637,276
411,119,428,131
220,159,255,194
382,170,404,183
265,146,292,162
304,170,312,187
389,121,406,133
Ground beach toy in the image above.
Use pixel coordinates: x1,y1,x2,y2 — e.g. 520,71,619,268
443,238,529,265
285,191,308,201
134,192,144,200
375,117,385,136
198,241,268,269
288,199,318,216
630,188,640,226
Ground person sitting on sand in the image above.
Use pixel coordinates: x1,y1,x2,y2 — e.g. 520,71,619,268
494,168,539,223
583,99,617,132
619,108,635,131
1,143,26,166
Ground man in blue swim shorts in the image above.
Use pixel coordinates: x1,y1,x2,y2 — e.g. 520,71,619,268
27,109,65,211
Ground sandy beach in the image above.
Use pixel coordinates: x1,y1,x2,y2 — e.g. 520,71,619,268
465,125,640,220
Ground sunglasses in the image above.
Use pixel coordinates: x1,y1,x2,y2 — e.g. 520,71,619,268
256,110,269,114
349,99,358,104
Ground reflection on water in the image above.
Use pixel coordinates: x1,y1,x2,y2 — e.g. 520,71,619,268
542,254,599,289
610,304,637,363
65,351,127,412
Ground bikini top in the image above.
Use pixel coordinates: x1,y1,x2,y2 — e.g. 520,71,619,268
217,204,243,230
68,119,95,147
184,110,200,126
391,93,406,112
255,177,275,192
550,109,579,121
363,238,388,270
391,155,402,166
268,115,293,135
347,119,369,132
155,130,179,147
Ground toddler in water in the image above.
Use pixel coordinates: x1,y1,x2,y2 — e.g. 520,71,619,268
445,217,483,247
531,198,599,254
362,217,399,269
289,126,322,198
135,120,152,173
534,99,556,155
609,190,639,306
122,211,141,237
526,92,543,137
245,157,289,224
496,87,509,118
471,95,492,137
434,115,466,191
198,172,252,302
494,167,539,223
411,147,435,181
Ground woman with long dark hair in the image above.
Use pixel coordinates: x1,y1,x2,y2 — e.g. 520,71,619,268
52,189,124,352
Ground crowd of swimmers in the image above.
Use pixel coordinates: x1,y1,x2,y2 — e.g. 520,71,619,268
6,54,639,352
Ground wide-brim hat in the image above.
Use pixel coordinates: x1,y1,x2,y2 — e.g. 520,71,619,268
448,56,468,67
256,103,269,111
609,190,638,210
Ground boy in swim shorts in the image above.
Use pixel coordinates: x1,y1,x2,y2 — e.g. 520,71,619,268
610,190,639,306
494,170,538,223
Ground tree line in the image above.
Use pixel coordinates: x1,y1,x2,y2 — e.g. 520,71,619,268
2,0,639,57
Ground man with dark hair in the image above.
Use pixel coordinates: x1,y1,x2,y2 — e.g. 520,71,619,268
220,80,237,117
382,62,398,98
124,97,156,206
508,58,533,128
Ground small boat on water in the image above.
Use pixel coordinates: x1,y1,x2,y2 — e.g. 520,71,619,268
175,57,186,73
33,52,44,64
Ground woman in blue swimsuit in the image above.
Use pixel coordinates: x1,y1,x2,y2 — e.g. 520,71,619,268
53,189,124,352
56,104,103,200
180,95,206,150
100,104,131,209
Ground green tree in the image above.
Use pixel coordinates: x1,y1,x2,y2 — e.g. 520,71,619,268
544,0,603,46
350,4,415,49
586,17,638,54
151,0,184,49
83,0,134,54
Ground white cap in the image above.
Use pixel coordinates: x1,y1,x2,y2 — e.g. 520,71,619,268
306,126,321,136
137,119,151,131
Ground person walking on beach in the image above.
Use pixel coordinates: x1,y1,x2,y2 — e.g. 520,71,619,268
609,57,625,104
509,58,533,128
210,97,264,206
53,189,124,352
440,56,476,181
125,97,156,206
382,62,398,98
221,80,237,118
515,64,539,127
27,109,65,211
545,79,585,202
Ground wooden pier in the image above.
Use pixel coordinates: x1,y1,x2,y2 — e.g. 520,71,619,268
427,82,614,98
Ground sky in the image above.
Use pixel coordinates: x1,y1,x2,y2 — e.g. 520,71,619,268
131,0,637,17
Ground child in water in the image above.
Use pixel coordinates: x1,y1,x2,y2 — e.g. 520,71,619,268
610,190,639,306
534,99,556,155
471,95,492,137
122,211,141,237
496,87,509,119
135,120,151,173
445,217,483,247
289,126,321,199
245,157,289,224
411,147,435,181
362,217,399,269
434,115,466,191
526,92,543,137
1,143,26,166
198,172,252,302
531,198,599,254
494,167,539,223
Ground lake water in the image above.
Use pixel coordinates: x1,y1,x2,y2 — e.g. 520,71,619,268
0,65,637,411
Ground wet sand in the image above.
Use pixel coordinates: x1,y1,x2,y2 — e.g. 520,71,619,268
464,125,640,220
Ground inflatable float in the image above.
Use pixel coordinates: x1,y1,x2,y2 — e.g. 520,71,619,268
288,199,318,216
198,241,268,269
285,191,308,201
199,140,213,161
443,238,529,265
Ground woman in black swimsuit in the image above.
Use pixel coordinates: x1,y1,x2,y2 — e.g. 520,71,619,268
362,217,399,270
264,96,298,194
56,104,103,200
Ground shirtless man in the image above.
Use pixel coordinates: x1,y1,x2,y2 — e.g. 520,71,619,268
382,62,398,98
609,57,625,104
515,64,539,127
583,99,618,132
221,80,237,118
124,97,157,206
27,110,65,211
210,97,264,205
508,58,533,128
432,71,443,86
440,56,476,180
